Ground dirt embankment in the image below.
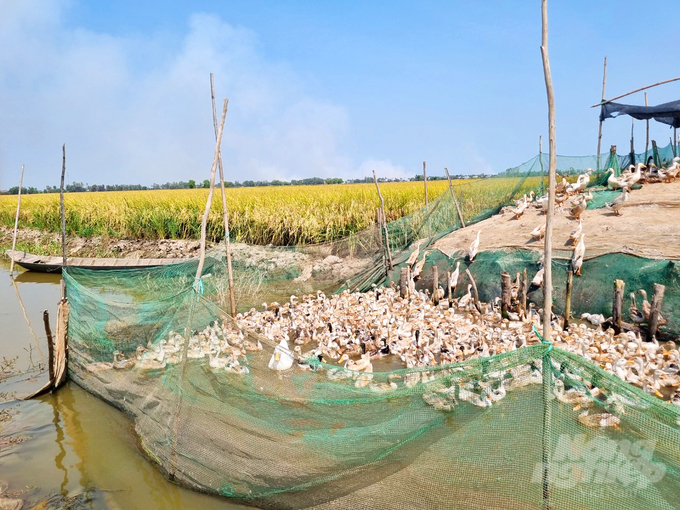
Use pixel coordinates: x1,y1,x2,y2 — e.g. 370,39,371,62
435,178,680,261
0,226,206,260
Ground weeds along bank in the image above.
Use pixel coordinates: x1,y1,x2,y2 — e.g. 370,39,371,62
0,178,543,246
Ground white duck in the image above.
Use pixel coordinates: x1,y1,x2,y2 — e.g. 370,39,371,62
449,261,461,294
269,338,294,371
605,187,629,216
568,219,582,246
572,234,585,276
604,168,629,190
623,163,645,187
468,229,482,262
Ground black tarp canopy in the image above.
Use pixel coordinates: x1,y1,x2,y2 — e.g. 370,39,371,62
600,99,680,128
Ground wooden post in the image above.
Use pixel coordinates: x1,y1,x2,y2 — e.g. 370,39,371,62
592,76,680,107
432,265,439,305
400,267,409,299
466,269,482,313
644,93,650,161
43,310,55,384
60,145,67,299
501,271,512,320
520,268,528,317
423,161,430,237
647,283,666,341
210,74,236,317
563,270,573,328
539,136,545,194
444,167,466,228
612,279,625,335
9,164,25,275
596,56,607,172
630,118,635,165
195,99,229,283
540,0,556,346
652,140,660,167
447,270,453,308
372,170,393,270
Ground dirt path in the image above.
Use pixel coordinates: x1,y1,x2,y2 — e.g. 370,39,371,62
434,179,680,261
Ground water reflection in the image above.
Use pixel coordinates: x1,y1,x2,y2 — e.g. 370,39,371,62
0,265,252,509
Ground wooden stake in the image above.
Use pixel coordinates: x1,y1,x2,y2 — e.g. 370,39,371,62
423,161,430,237
540,0,556,345
539,136,545,194
210,74,236,317
652,140,660,167
465,269,482,313
501,271,512,320
444,167,466,228
592,76,680,107
520,268,528,318
196,99,229,283
563,270,573,328
645,93,650,160
372,170,393,270
596,56,607,171
612,279,625,335
647,283,666,342
630,118,635,165
9,164,25,275
447,270,453,308
432,265,439,305
43,310,55,384
400,267,409,299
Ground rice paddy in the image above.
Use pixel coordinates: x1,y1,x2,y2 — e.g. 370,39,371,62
0,177,544,246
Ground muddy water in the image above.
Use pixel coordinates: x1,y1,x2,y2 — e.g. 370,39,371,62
0,263,251,509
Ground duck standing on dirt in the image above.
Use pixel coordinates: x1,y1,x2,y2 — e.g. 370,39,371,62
569,219,582,246
605,187,629,216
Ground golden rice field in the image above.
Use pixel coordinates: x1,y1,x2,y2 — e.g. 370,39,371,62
0,177,544,246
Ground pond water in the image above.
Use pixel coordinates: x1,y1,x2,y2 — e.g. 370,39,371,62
0,262,251,509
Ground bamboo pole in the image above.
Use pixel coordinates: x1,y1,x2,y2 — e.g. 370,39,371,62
500,271,512,320
630,118,635,165
195,99,229,284
210,74,236,317
60,145,67,299
432,265,439,305
465,269,482,313
372,170,393,270
592,76,680,107
423,161,430,237
540,2,554,506
540,0,556,345
520,268,528,318
645,93,650,161
447,270,453,308
444,167,466,228
9,164,25,275
596,56,607,171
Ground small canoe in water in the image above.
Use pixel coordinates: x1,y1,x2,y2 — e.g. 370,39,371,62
5,250,188,273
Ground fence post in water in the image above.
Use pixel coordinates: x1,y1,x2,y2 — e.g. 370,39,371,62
372,170,393,271
563,270,573,329
9,164,24,276
43,310,55,384
210,74,237,317
612,279,625,335
444,167,466,228
647,283,666,342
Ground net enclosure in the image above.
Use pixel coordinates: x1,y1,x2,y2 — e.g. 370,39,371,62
63,143,680,508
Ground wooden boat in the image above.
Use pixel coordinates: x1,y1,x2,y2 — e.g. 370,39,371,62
5,250,189,273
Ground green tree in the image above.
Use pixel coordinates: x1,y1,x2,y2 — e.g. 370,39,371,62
188,179,196,189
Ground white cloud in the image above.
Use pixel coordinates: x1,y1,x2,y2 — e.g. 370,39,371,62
0,4,356,188
356,158,410,181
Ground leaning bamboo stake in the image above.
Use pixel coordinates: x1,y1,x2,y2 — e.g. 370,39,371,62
9,164,25,275
43,310,55,383
195,98,229,284
210,74,236,316
444,167,466,228
592,76,680,107
596,56,607,171
60,145,67,299
372,170,393,270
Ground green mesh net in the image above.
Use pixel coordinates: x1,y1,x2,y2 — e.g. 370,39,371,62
60,141,680,508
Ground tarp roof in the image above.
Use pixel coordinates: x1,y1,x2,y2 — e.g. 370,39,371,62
600,99,680,128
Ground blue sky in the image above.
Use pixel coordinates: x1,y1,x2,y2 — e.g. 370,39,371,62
2,0,680,189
